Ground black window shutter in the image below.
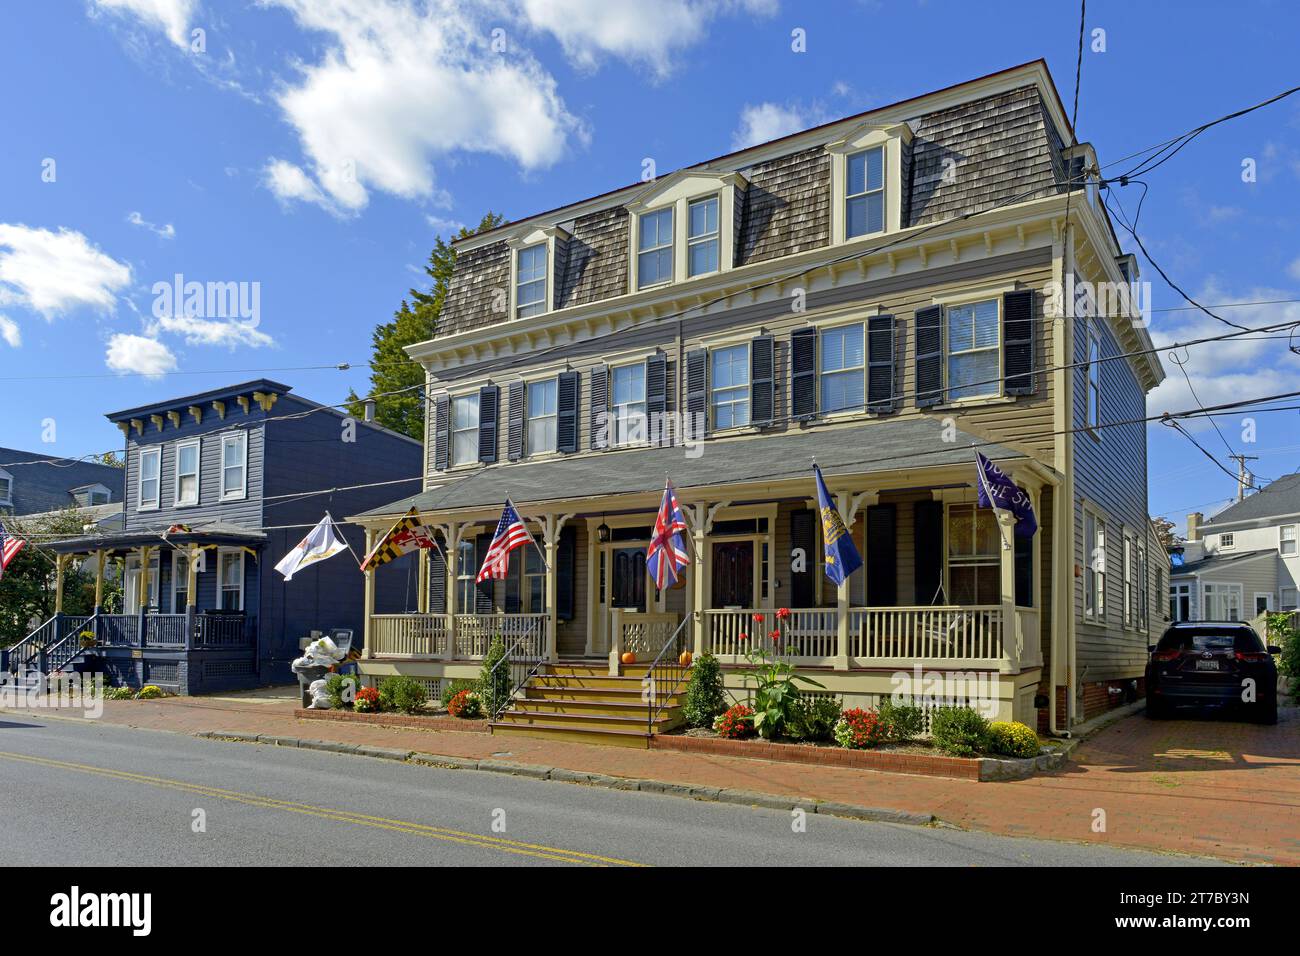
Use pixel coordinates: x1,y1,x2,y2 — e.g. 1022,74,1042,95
556,525,576,620
1002,289,1036,396
433,395,450,471
685,348,708,437
789,509,816,608
556,370,579,453
915,305,944,408
477,384,499,463
504,551,521,613
474,532,495,613
507,380,525,461
428,540,447,614
867,315,898,413
1015,532,1033,607
646,352,668,445
750,335,775,426
590,364,608,450
866,503,897,606
790,327,817,419
913,500,944,604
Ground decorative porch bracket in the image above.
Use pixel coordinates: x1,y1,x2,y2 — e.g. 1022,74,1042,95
683,499,730,659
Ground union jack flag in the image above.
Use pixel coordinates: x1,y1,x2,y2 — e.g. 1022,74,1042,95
0,521,25,580
477,499,533,583
646,479,690,589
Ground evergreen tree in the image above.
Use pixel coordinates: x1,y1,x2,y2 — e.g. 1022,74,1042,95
348,212,506,439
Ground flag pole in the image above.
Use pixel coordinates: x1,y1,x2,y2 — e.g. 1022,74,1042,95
325,511,366,569
512,498,552,574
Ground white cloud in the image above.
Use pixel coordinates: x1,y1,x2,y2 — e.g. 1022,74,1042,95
1288,256,1300,282
425,214,466,236
260,0,583,214
517,0,776,77
262,158,334,212
0,315,20,348
731,101,827,150
0,224,132,317
154,314,274,348
105,333,178,378
126,210,176,239
90,0,197,49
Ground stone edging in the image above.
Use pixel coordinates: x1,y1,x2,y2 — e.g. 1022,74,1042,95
652,733,1072,782
194,730,936,827
295,707,489,733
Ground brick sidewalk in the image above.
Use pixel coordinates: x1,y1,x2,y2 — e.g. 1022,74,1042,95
6,694,1298,864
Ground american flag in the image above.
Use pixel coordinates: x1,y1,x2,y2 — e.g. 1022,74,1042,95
646,479,690,589
0,521,25,579
477,499,533,583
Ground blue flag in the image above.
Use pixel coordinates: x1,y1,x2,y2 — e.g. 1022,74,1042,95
975,450,1037,536
814,464,862,586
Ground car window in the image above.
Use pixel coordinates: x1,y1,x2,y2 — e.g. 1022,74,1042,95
1156,627,1264,653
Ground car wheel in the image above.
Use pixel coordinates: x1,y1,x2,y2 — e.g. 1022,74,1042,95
1146,698,1168,719
1255,696,1278,725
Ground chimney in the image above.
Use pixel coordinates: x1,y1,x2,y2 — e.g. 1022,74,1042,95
1186,512,1203,542
363,399,376,423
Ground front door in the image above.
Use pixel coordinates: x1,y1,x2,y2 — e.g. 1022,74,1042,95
610,547,647,611
712,541,754,607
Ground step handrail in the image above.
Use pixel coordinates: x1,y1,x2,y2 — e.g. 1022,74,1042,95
644,615,693,733
42,613,100,676
482,619,546,720
5,616,57,674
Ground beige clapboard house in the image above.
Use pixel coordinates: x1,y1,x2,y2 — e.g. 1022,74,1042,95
351,60,1167,746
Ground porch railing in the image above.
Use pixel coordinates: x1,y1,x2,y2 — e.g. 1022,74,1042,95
193,614,252,647
97,615,140,647
454,613,547,659
482,619,547,720
145,614,188,646
608,610,680,671
371,613,450,657
850,605,1004,666
705,608,838,664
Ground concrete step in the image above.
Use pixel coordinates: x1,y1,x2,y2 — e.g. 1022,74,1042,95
489,721,652,749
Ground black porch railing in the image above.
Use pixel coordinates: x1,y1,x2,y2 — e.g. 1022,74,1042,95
644,616,693,734
482,620,546,720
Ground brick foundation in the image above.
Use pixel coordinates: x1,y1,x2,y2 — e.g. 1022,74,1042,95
1034,678,1144,733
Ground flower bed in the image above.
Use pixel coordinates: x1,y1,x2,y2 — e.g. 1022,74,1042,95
295,708,489,733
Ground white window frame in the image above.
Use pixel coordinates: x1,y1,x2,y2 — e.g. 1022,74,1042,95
1202,582,1242,622
1170,582,1191,622
624,170,743,292
514,243,548,319
89,488,110,506
0,469,12,506
843,146,885,239
1086,321,1102,434
1084,509,1107,621
819,322,866,414
1218,532,1235,551
945,297,1002,402
1254,592,1275,617
710,342,751,430
636,206,674,290
138,447,161,511
172,550,191,613
945,503,1001,606
609,362,648,447
686,194,721,278
1281,586,1298,612
1280,524,1296,555
505,226,566,321
1122,531,1135,628
174,438,201,507
827,121,911,244
451,393,480,467
217,548,245,612
124,553,160,613
526,377,558,456
456,538,478,612
219,432,248,502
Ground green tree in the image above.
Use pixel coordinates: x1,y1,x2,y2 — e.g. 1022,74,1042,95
0,509,110,645
347,212,506,439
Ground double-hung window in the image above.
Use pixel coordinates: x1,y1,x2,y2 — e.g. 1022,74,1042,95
820,324,865,413
687,195,719,277
845,147,884,238
172,552,190,613
1085,512,1106,619
947,299,1000,401
1122,533,1135,627
1086,323,1102,432
947,504,1000,604
218,550,244,611
451,394,479,466
138,447,161,510
1219,532,1235,551
0,473,11,506
637,208,673,289
1170,582,1191,622
1203,583,1241,621
175,439,200,506
710,344,750,429
1282,587,1298,612
526,379,558,455
610,363,647,446
515,244,547,318
219,432,247,501
456,539,477,611
1282,525,1297,555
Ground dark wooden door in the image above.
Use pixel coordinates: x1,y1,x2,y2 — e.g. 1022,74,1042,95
711,542,754,607
610,547,646,611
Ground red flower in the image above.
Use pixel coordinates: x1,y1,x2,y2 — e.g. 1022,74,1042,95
775,607,791,620
738,632,749,642
752,613,764,624
771,629,781,641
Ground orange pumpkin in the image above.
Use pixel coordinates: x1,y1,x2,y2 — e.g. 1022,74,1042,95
621,651,637,665
679,651,693,667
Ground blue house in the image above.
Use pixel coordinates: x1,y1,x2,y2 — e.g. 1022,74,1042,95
9,380,423,694
0,446,122,515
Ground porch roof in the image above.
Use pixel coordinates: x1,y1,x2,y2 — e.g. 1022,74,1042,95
357,418,1028,518
48,521,266,555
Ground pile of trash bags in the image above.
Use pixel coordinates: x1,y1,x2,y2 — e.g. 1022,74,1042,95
291,636,348,709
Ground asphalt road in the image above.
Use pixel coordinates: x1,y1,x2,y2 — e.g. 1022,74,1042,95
0,715,1223,867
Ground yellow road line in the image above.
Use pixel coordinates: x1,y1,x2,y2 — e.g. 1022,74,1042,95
0,751,645,867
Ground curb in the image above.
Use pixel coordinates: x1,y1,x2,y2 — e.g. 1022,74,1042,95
195,730,937,827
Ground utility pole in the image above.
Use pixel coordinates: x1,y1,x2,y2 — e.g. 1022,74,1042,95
1229,454,1259,502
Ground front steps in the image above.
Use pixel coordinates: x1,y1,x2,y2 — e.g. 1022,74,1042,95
490,661,685,749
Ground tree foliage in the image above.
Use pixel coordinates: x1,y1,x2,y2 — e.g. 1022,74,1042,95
1150,515,1180,551
346,212,506,439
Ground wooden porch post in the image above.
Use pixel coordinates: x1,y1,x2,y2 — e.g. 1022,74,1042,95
362,528,376,661
93,550,107,610
54,554,68,614
185,545,200,650
689,502,710,659
997,512,1020,673
541,514,570,665
417,548,429,614
443,522,462,661
139,546,153,611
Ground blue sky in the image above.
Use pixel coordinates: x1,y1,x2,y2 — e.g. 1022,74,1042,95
2,0,1299,533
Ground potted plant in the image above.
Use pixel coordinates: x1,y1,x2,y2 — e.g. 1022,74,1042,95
73,630,102,674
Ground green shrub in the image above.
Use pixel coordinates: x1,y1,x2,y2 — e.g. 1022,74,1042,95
930,705,990,757
479,636,510,714
323,673,359,709
1267,612,1300,702
682,653,727,728
135,685,166,700
789,694,841,742
877,697,924,742
378,676,429,715
987,720,1040,758
833,708,886,749
105,686,135,701
440,678,479,708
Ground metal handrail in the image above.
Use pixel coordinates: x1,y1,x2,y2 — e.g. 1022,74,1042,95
644,616,693,732
482,620,546,720
6,616,57,673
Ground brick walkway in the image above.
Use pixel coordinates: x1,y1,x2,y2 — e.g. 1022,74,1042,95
6,692,1298,864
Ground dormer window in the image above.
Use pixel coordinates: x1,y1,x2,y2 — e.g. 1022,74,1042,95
515,244,547,319
687,196,720,277
506,226,566,321
845,147,885,238
0,470,12,506
637,208,674,289
828,121,911,244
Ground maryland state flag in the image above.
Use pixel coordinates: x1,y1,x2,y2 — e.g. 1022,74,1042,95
360,507,439,572
814,464,862,586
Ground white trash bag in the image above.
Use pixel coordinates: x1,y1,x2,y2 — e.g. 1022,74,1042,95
307,677,333,709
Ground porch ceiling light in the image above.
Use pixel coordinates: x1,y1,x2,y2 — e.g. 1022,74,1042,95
597,518,611,543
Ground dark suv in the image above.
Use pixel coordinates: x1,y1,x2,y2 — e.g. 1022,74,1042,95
1146,622,1279,724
